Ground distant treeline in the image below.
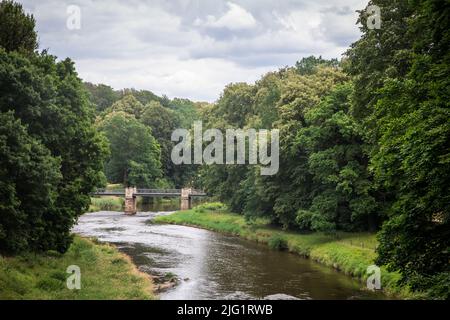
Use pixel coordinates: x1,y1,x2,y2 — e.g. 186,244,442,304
84,82,206,188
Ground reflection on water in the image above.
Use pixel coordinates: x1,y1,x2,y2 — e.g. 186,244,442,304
73,209,387,300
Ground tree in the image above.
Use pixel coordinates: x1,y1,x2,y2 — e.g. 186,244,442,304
295,83,378,232
267,65,348,228
84,82,120,113
168,98,200,128
140,101,189,187
296,56,339,75
98,112,162,187
0,0,37,53
0,47,107,253
104,94,145,119
0,112,61,253
199,82,257,213
121,88,162,106
346,0,450,298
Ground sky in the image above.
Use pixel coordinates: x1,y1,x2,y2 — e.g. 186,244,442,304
21,0,368,102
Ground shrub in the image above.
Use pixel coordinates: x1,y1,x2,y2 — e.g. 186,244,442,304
268,234,288,251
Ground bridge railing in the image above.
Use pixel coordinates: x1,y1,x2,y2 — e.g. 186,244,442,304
190,189,207,196
93,188,206,196
94,188,125,194
136,189,181,194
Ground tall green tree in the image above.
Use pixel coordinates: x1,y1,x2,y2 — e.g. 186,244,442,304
98,112,162,187
105,94,145,119
140,101,192,187
168,98,200,128
295,83,378,232
0,112,61,253
346,0,450,297
267,65,348,228
0,49,108,252
84,82,120,113
0,0,37,53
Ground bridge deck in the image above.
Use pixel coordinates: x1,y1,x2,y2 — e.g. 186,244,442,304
92,189,207,197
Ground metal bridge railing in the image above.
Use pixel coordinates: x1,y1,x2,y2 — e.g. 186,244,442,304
93,188,206,196
135,189,181,194
94,188,125,194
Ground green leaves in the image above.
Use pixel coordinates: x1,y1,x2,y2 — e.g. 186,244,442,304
0,21,107,253
347,0,450,298
0,1,37,54
0,111,61,253
98,111,162,188
201,62,378,233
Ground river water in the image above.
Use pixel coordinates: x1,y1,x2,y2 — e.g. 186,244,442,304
73,208,386,300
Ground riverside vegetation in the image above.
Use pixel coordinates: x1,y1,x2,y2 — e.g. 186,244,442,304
155,203,422,299
0,236,155,299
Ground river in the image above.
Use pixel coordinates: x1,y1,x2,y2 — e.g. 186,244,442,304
73,206,387,300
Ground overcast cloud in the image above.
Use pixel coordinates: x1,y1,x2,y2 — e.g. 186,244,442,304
20,0,368,102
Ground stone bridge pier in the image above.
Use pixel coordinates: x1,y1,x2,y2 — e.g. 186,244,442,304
180,188,192,210
124,187,137,215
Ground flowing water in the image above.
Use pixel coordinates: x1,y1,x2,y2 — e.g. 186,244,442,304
73,204,387,300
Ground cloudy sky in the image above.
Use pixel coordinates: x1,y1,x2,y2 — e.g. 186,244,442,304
21,0,368,102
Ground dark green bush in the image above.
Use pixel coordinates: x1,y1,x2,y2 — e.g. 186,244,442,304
268,234,288,251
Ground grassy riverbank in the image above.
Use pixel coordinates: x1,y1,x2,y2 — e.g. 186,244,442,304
155,203,422,299
0,236,155,299
88,196,124,212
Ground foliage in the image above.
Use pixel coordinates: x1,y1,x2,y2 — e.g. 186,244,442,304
0,112,61,253
295,55,339,75
121,88,164,106
268,234,288,251
140,100,190,187
0,236,155,299
84,82,120,113
104,94,145,119
88,87,200,188
346,0,450,297
294,83,378,232
168,98,200,128
200,63,376,233
0,45,107,253
0,0,37,53
97,111,162,187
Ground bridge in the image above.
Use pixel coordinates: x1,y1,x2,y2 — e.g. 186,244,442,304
92,187,207,214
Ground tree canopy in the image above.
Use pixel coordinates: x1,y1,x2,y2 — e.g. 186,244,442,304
0,0,37,53
97,111,162,187
346,0,450,296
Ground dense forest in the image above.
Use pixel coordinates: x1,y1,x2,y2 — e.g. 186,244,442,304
0,0,448,298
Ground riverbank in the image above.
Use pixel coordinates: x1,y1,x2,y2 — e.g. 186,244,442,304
155,203,422,299
0,236,155,299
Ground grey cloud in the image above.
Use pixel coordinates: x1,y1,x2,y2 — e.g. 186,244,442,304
19,0,367,102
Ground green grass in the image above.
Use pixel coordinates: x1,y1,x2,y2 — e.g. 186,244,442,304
106,183,124,190
0,236,155,299
89,196,124,212
155,202,422,299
